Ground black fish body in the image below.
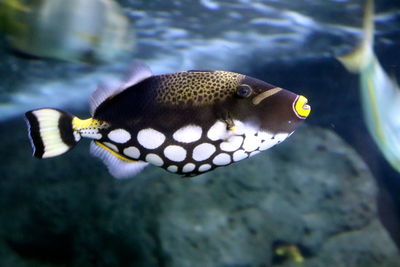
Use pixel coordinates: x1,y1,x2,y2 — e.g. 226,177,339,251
25,64,311,178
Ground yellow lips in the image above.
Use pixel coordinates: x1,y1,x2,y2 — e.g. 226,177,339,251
293,95,311,119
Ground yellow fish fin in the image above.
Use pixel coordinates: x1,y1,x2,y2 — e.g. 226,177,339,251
337,0,374,73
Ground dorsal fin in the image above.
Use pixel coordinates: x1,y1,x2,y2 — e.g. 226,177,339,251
89,62,153,115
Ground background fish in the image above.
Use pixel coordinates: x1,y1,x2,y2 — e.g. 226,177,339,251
24,63,310,178
337,0,400,173
0,0,134,63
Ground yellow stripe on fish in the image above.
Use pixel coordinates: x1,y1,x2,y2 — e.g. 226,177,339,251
94,141,135,162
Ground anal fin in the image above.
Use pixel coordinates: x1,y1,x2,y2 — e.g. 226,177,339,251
90,141,148,178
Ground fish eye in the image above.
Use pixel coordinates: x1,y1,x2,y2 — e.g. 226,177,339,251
236,84,253,98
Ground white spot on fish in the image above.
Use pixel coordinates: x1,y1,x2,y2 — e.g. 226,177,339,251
249,150,260,157
259,139,277,151
80,130,101,140
238,123,263,152
173,125,202,143
258,131,273,141
182,163,196,173
145,153,164,166
123,146,140,159
207,121,227,141
193,143,216,161
258,132,288,151
137,128,165,149
198,164,212,172
92,133,102,139
167,165,178,173
259,141,276,151
73,132,81,142
242,135,260,152
108,129,131,143
220,135,243,152
212,153,231,166
164,145,187,162
257,130,276,151
233,149,248,162
243,124,257,136
274,133,289,143
232,120,245,135
103,142,118,152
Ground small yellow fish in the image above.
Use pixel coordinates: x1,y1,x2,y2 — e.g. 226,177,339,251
275,244,304,263
337,0,400,172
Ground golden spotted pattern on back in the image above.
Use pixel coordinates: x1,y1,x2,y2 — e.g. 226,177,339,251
155,71,244,105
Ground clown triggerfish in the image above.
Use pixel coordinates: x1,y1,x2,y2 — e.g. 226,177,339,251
25,63,311,178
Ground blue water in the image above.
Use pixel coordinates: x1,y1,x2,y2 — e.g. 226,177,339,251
2,0,398,121
0,0,400,266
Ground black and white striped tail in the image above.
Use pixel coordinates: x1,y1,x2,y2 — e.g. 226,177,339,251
25,108,79,158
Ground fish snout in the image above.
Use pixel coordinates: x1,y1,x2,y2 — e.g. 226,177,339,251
293,95,310,119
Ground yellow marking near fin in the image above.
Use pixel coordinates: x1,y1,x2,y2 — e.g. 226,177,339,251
293,95,311,118
72,117,94,129
94,141,135,162
72,117,106,130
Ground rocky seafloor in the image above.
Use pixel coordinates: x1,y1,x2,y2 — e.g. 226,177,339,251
0,118,398,267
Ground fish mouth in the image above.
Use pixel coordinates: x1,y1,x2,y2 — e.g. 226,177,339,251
293,95,311,119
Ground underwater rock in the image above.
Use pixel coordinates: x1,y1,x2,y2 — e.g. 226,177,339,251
0,119,398,266
149,125,400,267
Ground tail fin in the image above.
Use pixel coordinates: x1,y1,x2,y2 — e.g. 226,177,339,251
25,108,80,158
337,0,374,73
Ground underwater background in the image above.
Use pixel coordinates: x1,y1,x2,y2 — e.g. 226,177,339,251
1,0,400,266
